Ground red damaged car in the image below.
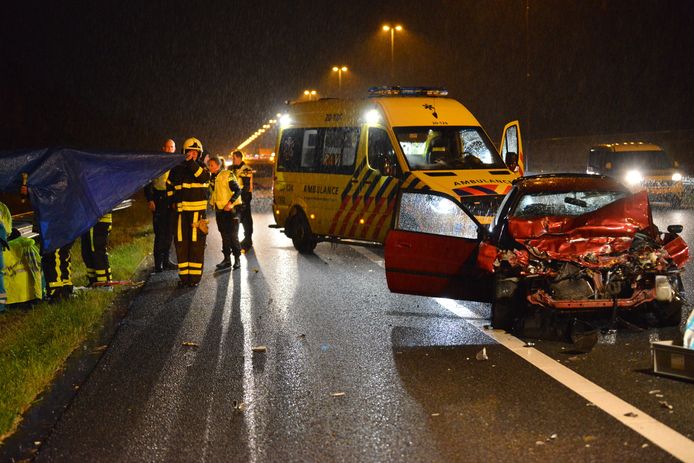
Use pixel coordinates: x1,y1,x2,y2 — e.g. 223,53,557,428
384,174,689,333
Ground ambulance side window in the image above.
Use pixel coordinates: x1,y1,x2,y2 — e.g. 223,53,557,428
301,129,320,170
321,127,359,174
368,128,400,177
277,129,303,172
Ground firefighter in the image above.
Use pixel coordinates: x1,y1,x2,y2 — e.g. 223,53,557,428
167,137,210,287
145,138,177,272
20,183,73,302
81,213,112,286
207,157,242,270
42,242,74,301
230,150,254,251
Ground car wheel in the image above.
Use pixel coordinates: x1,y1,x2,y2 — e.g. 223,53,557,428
492,275,520,330
292,211,317,254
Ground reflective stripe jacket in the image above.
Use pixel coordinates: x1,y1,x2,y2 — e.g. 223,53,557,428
167,160,210,212
210,169,242,210
231,162,253,193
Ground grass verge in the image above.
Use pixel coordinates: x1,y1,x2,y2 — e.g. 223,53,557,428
0,198,153,441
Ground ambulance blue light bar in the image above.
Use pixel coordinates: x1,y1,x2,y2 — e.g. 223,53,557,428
368,86,449,97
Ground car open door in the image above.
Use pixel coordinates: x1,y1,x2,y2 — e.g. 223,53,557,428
384,190,493,302
499,120,525,176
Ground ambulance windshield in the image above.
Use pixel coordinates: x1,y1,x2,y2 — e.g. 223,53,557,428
394,126,506,171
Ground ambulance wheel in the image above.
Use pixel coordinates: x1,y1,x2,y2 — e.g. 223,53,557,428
491,275,520,330
292,212,317,254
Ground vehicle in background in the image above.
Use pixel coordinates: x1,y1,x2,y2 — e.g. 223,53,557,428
587,142,684,206
384,174,689,338
272,86,524,253
244,155,275,191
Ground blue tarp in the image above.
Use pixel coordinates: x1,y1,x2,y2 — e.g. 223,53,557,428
0,148,183,252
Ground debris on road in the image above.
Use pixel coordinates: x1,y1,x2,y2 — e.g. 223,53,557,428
476,347,488,361
583,435,596,443
523,342,535,347
624,412,638,418
642,443,649,449
431,413,440,417
297,333,306,339
547,433,558,441
252,345,267,353
659,401,673,410
232,400,247,412
182,341,199,348
331,392,346,397
648,389,661,395
535,441,545,446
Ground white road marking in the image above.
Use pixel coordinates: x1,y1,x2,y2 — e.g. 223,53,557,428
353,245,694,463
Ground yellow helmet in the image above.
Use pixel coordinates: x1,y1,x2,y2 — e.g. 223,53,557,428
183,137,203,153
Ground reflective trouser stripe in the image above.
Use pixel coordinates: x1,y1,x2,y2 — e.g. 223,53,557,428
178,214,183,242
188,269,202,275
54,249,62,284
192,212,198,242
188,262,202,268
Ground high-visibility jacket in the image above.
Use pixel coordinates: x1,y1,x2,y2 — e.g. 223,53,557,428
231,162,254,193
167,160,210,212
3,236,43,304
210,169,242,210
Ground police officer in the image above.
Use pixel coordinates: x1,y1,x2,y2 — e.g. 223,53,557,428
145,138,177,272
167,138,210,287
230,150,254,251
208,157,242,269
81,213,112,286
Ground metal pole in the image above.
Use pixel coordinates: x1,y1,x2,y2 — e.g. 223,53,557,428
338,70,342,94
390,29,395,81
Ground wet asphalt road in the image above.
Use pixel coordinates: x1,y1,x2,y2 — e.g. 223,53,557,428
33,204,693,462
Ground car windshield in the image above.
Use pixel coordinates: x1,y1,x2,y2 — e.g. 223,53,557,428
512,190,628,218
394,126,506,171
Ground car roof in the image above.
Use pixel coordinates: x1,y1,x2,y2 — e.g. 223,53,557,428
512,174,629,193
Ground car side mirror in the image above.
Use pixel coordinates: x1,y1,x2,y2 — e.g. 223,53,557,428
505,151,519,171
667,224,683,234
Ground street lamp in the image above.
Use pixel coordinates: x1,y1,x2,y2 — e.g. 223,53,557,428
331,65,348,95
382,24,403,80
303,89,318,101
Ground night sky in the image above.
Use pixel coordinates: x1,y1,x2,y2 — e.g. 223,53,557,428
3,0,693,155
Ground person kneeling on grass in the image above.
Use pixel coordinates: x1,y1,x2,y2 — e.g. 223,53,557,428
207,157,242,270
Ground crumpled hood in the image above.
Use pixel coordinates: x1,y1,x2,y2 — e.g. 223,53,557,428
508,190,652,260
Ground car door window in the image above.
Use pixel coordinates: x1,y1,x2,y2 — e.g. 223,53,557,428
397,192,478,239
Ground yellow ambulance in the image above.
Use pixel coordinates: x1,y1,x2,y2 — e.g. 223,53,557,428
272,87,524,253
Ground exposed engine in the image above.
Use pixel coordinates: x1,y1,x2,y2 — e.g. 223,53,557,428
495,231,682,304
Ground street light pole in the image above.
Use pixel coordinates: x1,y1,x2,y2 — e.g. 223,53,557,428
382,24,402,81
331,65,348,96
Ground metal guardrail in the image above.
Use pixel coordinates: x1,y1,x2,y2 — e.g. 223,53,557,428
10,199,134,239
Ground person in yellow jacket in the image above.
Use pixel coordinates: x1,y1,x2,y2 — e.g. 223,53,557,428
0,202,10,312
207,157,242,270
167,138,210,287
81,213,112,286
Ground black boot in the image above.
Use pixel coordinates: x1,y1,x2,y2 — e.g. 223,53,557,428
216,258,232,269
233,256,241,270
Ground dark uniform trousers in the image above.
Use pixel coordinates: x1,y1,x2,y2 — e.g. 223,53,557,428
239,191,253,245
175,209,206,285
42,242,74,298
152,191,174,267
216,208,241,259
81,214,112,285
